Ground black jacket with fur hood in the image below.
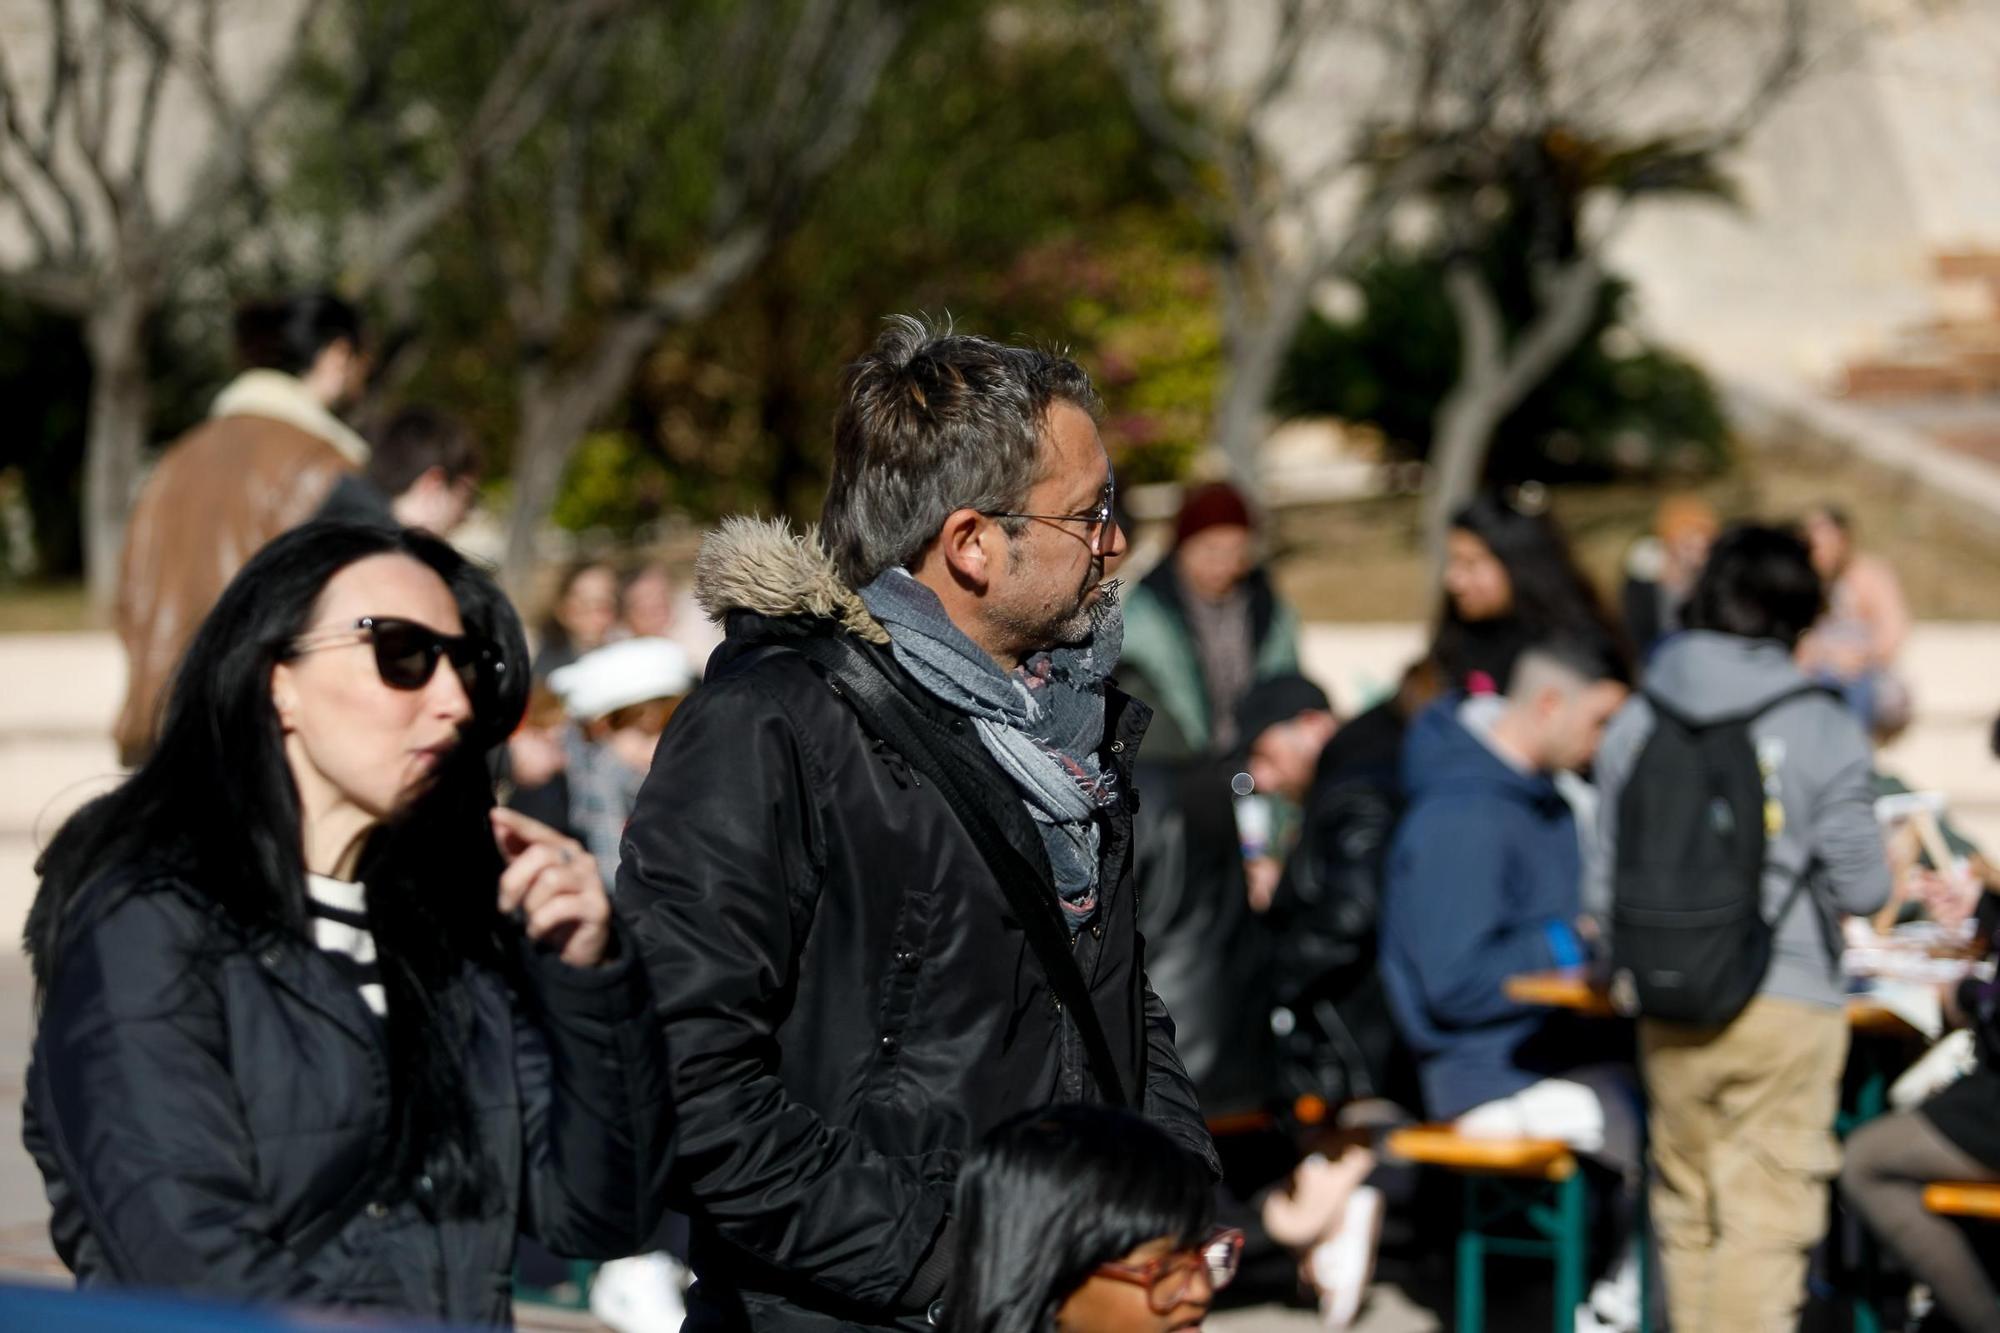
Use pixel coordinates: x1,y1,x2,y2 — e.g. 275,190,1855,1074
617,519,1215,1333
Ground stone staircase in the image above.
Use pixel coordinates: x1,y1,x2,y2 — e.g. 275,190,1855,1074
1839,252,2000,467
1842,252,2000,401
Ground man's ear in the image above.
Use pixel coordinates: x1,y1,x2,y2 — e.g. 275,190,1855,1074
936,507,995,591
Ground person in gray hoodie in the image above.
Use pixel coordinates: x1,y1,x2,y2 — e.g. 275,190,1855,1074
1584,524,1891,1333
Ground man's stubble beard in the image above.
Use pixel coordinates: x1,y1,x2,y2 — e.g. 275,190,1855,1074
997,548,1113,654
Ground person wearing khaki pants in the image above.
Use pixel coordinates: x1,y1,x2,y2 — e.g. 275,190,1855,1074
1584,528,1894,1332
1640,998,1848,1332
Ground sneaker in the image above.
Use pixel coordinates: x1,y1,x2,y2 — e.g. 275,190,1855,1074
1574,1305,1620,1333
1309,1185,1383,1330
1586,1249,1641,1332
589,1252,689,1333
1264,1149,1379,1248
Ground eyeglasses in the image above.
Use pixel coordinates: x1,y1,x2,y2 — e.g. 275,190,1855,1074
286,616,502,699
981,482,1118,555
1093,1227,1243,1313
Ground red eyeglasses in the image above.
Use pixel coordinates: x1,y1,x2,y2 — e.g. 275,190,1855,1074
1092,1227,1244,1313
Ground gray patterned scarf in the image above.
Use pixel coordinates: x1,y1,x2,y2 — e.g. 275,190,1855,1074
858,570,1122,932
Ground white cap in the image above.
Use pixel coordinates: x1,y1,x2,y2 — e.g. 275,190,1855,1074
548,638,694,721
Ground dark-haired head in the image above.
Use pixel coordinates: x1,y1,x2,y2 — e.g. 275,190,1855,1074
819,314,1103,590
29,520,528,1206
947,1105,1214,1333
1502,636,1630,774
1683,524,1825,648
366,407,484,535
537,559,621,664
368,406,482,497
1433,491,1633,689
233,291,363,375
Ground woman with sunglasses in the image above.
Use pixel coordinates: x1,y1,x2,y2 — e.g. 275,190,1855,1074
947,1105,1240,1333
22,521,672,1325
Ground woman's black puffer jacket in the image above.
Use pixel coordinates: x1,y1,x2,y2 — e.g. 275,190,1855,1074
21,870,673,1326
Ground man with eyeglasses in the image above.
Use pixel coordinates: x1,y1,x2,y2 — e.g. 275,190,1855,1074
617,315,1216,1333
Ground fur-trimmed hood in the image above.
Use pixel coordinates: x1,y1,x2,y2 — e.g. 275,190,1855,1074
692,516,890,644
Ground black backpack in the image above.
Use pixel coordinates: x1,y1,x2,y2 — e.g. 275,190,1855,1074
1609,686,1823,1027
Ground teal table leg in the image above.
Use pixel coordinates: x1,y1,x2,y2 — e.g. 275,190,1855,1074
1459,1177,1487,1333
1552,1171,1587,1333
1851,1063,1888,1333
1638,1179,1655,1333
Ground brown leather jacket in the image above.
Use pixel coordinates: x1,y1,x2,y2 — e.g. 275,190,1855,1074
113,414,357,763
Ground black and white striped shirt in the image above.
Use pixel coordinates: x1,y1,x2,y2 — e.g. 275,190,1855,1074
306,874,387,1018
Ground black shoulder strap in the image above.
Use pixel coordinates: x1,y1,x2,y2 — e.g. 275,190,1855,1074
1643,682,1834,733
790,634,1133,1109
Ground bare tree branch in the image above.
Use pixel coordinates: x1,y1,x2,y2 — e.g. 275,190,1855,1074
527,29,617,342
753,0,841,169
41,0,75,147
122,3,176,213
1105,0,1228,178
341,0,631,295
782,1,905,189
1245,0,1320,118
78,3,116,166
0,6,90,261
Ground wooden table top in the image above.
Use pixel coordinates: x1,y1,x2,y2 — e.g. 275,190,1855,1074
1504,969,1923,1038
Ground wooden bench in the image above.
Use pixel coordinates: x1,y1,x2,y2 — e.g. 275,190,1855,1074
1924,1182,2000,1221
1386,1125,1623,1333
1388,1126,1578,1180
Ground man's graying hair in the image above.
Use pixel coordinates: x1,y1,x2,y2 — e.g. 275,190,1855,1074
819,315,1102,588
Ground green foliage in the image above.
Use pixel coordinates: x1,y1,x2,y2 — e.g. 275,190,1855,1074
550,431,673,535
268,0,1227,542
0,299,89,578
0,297,231,580
557,0,1222,533
1275,240,1729,484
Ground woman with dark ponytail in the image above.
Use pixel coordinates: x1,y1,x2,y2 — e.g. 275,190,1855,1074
24,521,672,1325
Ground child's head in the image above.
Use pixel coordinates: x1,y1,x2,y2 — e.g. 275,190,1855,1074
547,638,694,772
948,1106,1232,1333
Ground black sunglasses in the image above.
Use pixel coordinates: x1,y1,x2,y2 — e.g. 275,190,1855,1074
287,616,502,698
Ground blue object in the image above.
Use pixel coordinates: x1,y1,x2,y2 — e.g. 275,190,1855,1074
0,1282,456,1331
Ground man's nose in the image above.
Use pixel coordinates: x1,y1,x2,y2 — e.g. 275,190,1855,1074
1100,518,1129,565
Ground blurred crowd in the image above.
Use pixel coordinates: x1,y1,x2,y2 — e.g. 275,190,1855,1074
31,300,2000,1333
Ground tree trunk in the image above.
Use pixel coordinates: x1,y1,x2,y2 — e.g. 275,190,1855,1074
758,282,811,518
81,287,153,616
501,314,663,597
1423,254,1606,578
1211,268,1315,499
1426,377,1503,570
504,381,577,602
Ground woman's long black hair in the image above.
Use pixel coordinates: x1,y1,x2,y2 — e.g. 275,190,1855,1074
28,521,529,1209
947,1105,1214,1333
1430,490,1633,689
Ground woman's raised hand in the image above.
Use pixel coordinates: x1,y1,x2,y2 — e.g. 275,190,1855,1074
491,806,613,968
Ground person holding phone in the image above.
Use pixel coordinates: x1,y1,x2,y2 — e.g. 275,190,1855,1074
23,521,672,1326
